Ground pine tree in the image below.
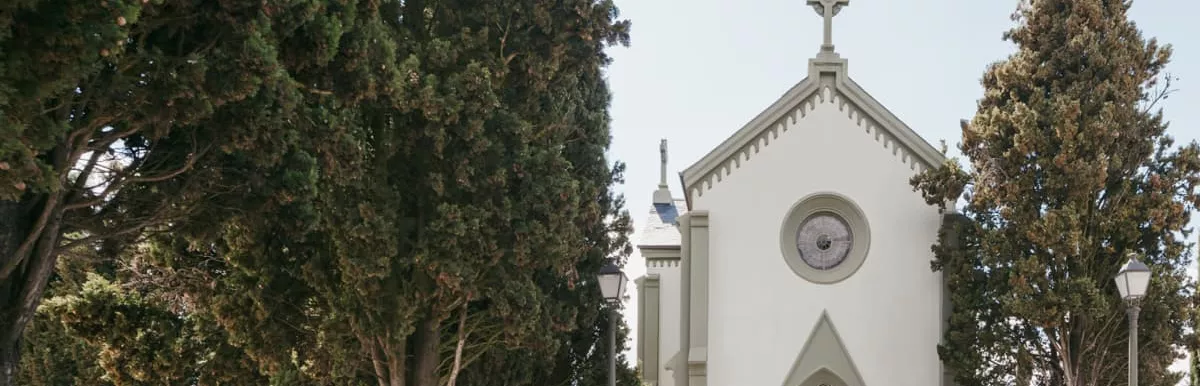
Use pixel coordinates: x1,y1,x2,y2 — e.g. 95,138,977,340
910,1,1200,385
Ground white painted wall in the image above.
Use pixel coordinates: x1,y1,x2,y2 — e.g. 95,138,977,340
690,88,944,386
647,262,682,385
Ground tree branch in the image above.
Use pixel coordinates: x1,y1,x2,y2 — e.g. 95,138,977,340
368,335,389,386
86,125,140,154
298,83,334,96
0,194,60,281
1140,73,1176,116
69,149,106,198
444,296,471,386
58,208,189,251
63,142,211,211
2,76,115,280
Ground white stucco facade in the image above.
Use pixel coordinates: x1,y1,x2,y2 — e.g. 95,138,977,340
636,197,688,385
633,12,952,384
688,85,945,385
648,257,681,382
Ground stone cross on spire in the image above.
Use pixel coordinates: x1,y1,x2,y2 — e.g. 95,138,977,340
806,0,849,54
658,139,669,188
652,139,673,204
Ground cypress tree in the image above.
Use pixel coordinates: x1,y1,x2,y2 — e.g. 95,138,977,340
911,1,1199,385
0,0,370,383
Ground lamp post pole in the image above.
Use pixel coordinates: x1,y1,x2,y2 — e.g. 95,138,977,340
597,260,627,386
1114,255,1151,386
610,307,617,386
1128,303,1139,386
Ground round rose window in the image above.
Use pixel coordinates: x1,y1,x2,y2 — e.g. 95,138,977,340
779,193,871,284
796,212,853,270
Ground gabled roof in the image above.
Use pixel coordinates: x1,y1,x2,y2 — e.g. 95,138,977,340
680,55,945,198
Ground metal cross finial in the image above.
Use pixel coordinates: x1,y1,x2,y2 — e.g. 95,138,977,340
806,0,849,53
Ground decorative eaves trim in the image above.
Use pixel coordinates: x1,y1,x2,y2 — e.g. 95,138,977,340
839,76,946,169
681,77,819,197
681,69,946,199
648,259,680,268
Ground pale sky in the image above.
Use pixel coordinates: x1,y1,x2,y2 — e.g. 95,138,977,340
603,0,1200,377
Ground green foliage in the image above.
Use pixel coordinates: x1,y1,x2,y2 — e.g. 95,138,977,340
910,1,1199,386
14,0,634,385
453,307,641,386
44,274,267,386
1192,352,1199,386
1192,258,1200,386
8,0,633,383
16,303,107,386
176,1,631,383
0,0,375,382
16,252,111,386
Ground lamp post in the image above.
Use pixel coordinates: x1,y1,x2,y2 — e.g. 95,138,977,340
1114,254,1151,386
598,260,628,386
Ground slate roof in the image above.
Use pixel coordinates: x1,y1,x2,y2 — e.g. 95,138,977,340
637,198,689,248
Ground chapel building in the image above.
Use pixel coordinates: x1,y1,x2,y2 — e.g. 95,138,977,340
633,1,954,385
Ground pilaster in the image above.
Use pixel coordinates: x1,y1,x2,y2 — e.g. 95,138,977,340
636,276,647,383
676,214,692,386
637,274,662,385
685,211,709,386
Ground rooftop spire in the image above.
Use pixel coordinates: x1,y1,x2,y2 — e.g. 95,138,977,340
806,0,849,56
653,139,672,204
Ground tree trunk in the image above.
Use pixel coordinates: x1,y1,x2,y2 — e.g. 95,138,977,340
402,0,426,37
0,198,34,386
0,338,18,386
368,336,390,386
410,317,440,386
0,200,31,274
446,303,469,386
387,337,406,386
0,194,64,386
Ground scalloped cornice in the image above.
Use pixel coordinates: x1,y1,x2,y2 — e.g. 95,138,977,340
681,58,945,199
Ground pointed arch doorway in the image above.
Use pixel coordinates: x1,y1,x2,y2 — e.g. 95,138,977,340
799,368,849,386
